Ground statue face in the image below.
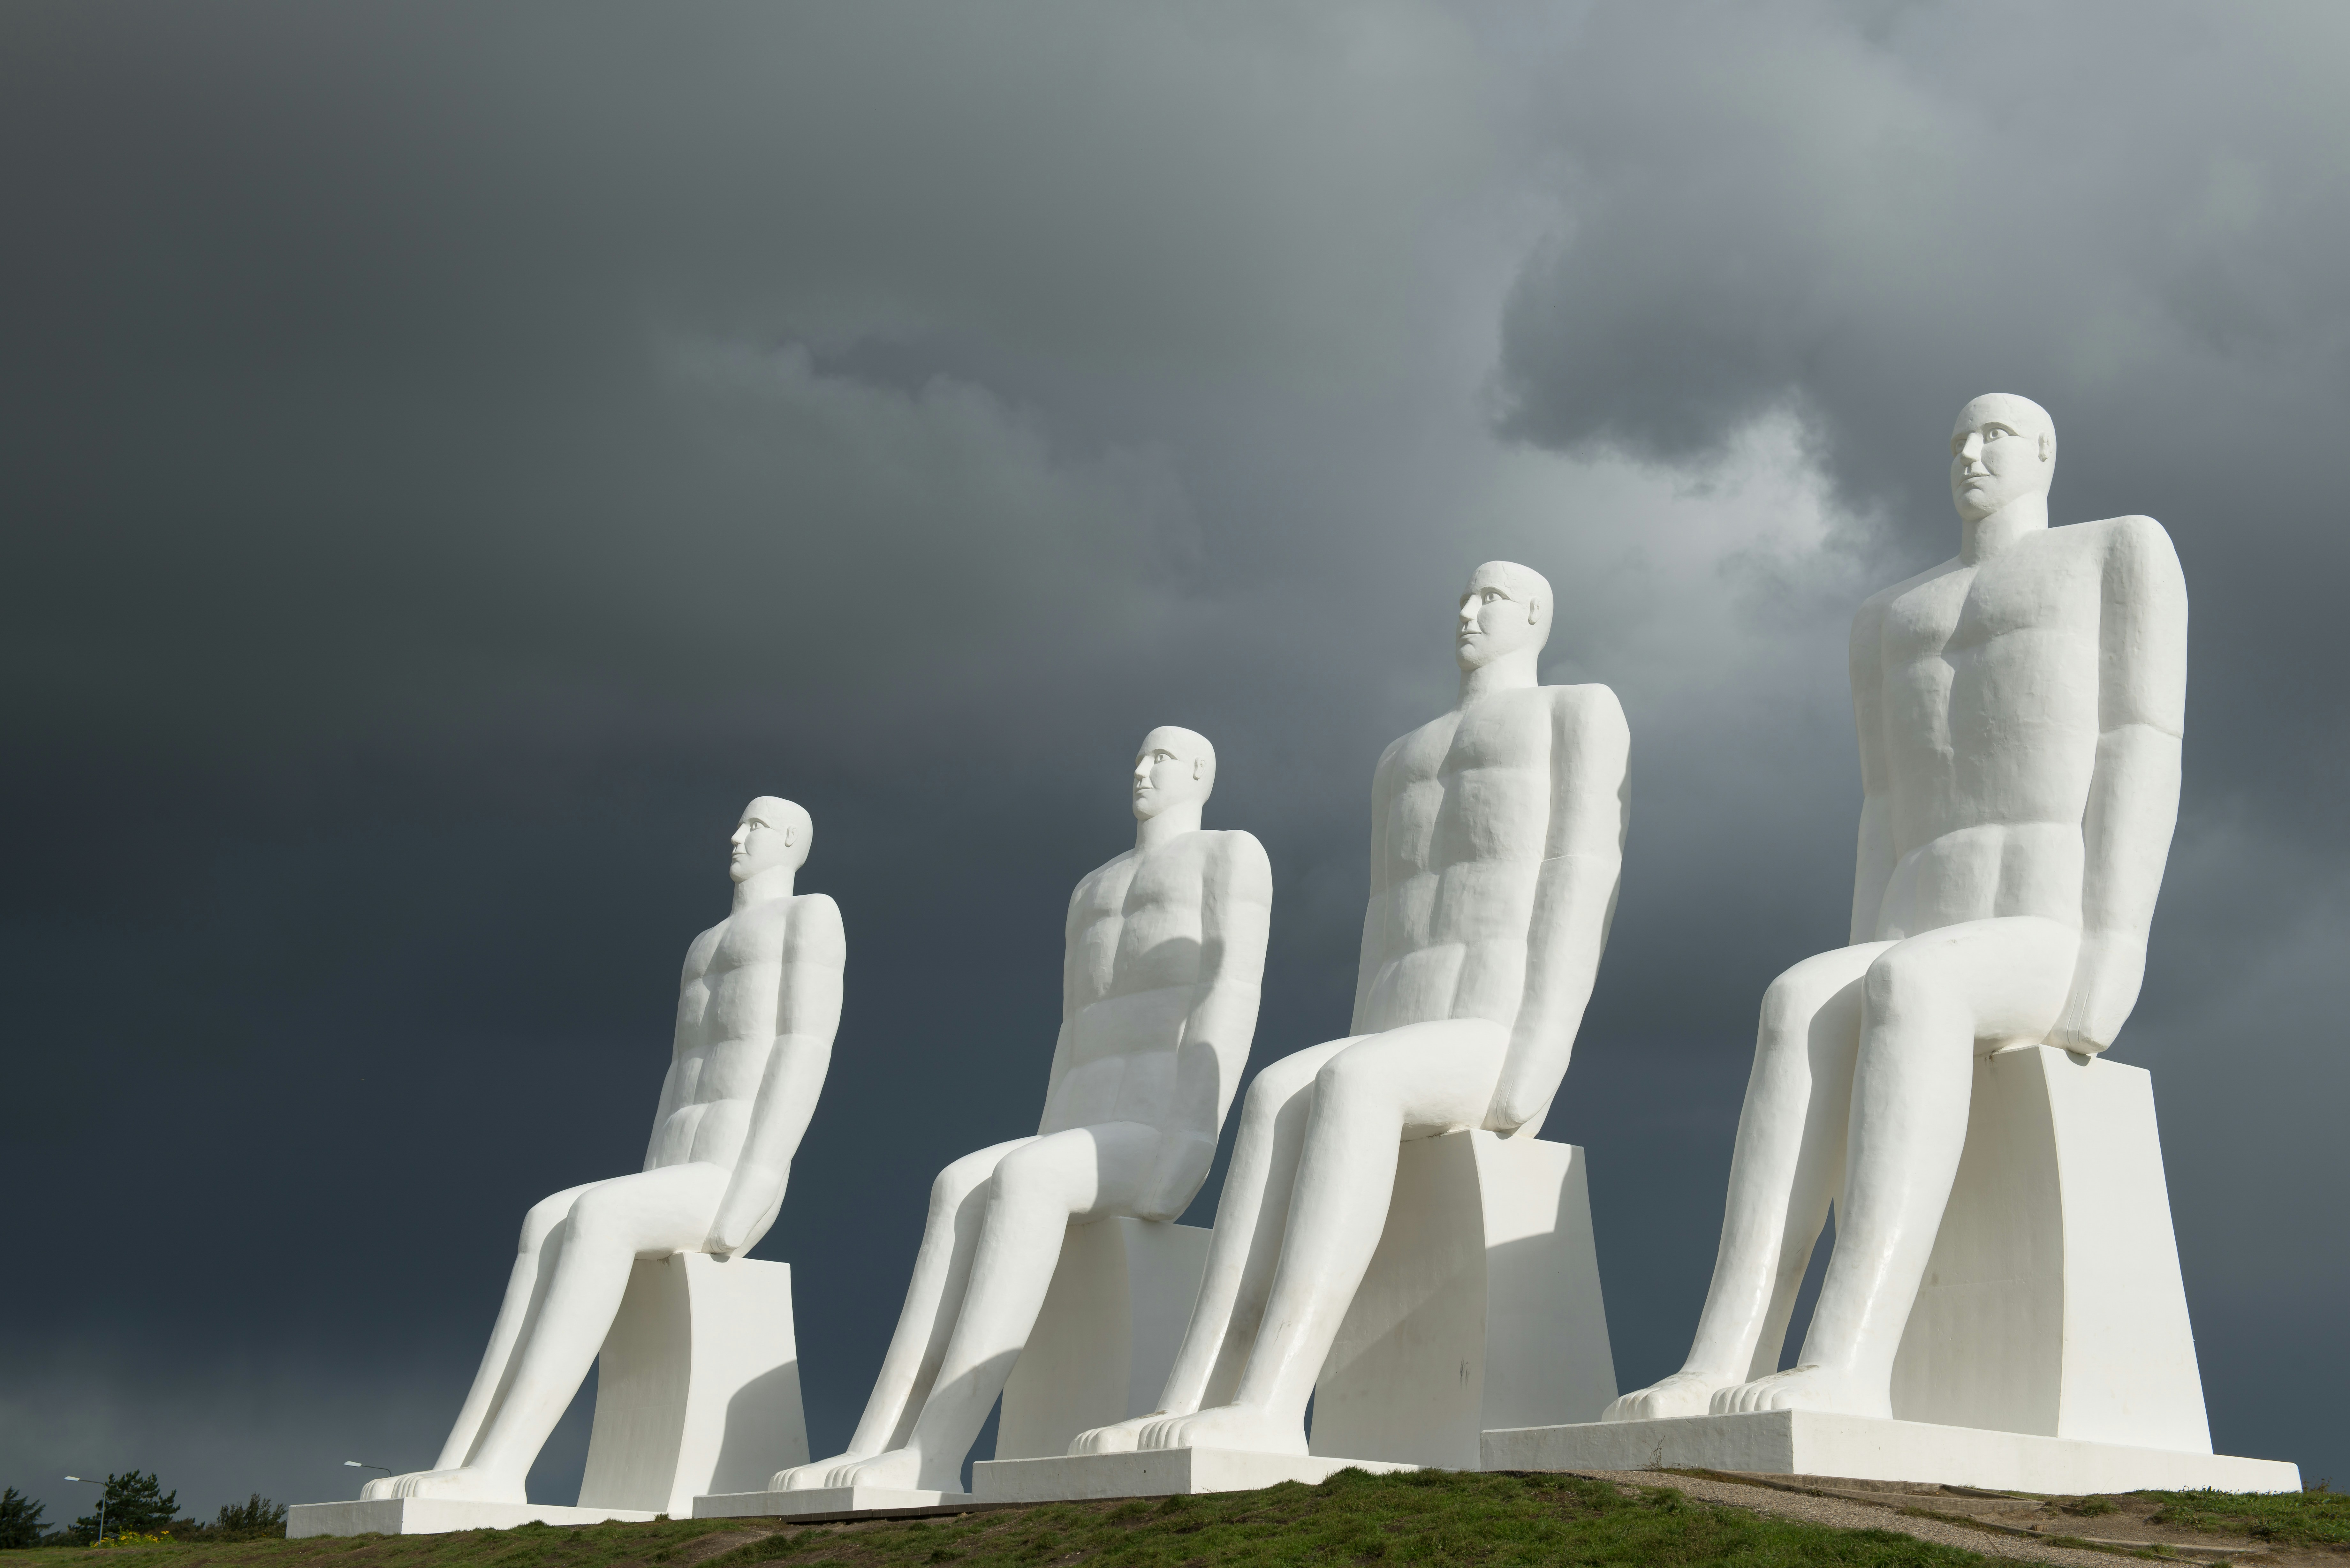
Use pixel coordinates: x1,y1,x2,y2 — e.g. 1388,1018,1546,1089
1132,726,1214,822
1456,563,1548,672
730,797,809,881
1949,395,2055,523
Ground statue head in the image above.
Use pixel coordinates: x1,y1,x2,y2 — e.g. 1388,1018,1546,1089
1456,560,1553,672
1132,726,1216,823
1950,394,2056,523
730,796,812,882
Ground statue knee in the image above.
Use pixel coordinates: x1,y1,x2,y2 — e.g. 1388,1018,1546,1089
1242,1053,1320,1121
929,1150,1000,1215
519,1192,580,1253
561,1188,636,1250
987,1143,1077,1212
1863,946,1952,1026
1311,1051,1390,1115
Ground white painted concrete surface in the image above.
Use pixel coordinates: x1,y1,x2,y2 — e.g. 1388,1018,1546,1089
1484,1411,2300,1494
975,1448,1412,1503
1891,1046,2209,1452
1308,1129,1613,1469
286,1500,656,1538
579,1252,807,1517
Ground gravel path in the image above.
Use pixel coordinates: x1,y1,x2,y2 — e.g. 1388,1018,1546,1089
1564,1469,2156,1567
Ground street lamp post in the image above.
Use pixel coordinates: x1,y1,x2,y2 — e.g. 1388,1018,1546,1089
62,1476,105,1543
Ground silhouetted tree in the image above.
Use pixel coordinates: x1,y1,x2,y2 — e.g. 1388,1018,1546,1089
72,1472,176,1542
207,1494,287,1540
0,1488,45,1549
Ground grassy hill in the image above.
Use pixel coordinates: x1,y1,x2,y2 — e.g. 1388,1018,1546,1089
4,1470,2343,1568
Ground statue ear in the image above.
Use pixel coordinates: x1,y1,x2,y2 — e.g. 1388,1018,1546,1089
783,824,797,848
2039,431,2053,462
1193,757,1206,781
1528,598,1543,625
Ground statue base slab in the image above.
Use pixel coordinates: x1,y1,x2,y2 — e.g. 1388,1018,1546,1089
1482,1412,2300,1494
694,1487,974,1519
286,1500,657,1538
972,1448,1414,1503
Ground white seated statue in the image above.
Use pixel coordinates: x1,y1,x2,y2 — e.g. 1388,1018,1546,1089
368,798,843,1503
1607,393,2189,1424
776,727,1272,1496
1074,562,1629,1460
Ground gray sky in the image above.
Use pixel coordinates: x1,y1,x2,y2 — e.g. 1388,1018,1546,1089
4,0,2345,1515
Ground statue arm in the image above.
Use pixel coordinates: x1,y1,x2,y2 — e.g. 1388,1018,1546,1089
1490,688,1629,1135
1036,878,1089,1134
707,896,845,1257
1848,593,1896,945
1142,833,1274,1219
1348,741,1404,1034
2048,519,2188,1053
643,946,704,1172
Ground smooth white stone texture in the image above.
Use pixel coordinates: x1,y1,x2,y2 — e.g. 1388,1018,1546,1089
994,1217,1213,1460
352,800,840,1506
975,1449,1413,1504
579,1253,807,1516
771,730,1273,1496
1308,1129,1613,1469
695,1487,971,1519
286,1500,656,1538
1891,1046,2208,1450
1066,567,1628,1462
1483,1411,2300,1494
1608,397,2209,1429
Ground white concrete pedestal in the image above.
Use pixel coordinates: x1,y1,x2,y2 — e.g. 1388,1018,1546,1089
698,1216,1205,1519
579,1253,808,1515
1482,1410,2301,1494
1486,1050,2303,1496
293,1252,806,1538
1309,1129,1615,1468
966,1129,1612,1504
696,1485,973,1519
976,1448,1413,1504
996,1215,1214,1459
287,1500,656,1538
1891,1046,2208,1448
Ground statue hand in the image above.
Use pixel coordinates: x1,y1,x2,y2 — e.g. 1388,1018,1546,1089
2045,931,2147,1056
706,1164,785,1259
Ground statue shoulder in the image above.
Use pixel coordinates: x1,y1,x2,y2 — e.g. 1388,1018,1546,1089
1201,828,1273,890
2078,513,2181,572
785,893,846,964
1543,680,1625,727
1856,556,1957,623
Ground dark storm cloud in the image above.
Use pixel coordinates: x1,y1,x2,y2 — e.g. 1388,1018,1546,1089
3,0,2343,1516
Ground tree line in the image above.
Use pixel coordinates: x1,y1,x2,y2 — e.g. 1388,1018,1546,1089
0,1474,287,1547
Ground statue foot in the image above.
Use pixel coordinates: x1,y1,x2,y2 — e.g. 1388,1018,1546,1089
358,1475,411,1501
389,1467,526,1503
1709,1363,1891,1419
1602,1370,1734,1422
1068,1413,1166,1456
824,1448,949,1493
773,1453,863,1491
1136,1403,1308,1457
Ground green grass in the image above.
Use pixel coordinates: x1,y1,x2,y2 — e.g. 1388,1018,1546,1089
0,1471,1999,1568
2142,1486,2350,1548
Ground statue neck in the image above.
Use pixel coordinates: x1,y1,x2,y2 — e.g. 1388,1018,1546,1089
1961,494,2050,564
732,865,797,912
1459,649,1541,708
1136,803,1203,853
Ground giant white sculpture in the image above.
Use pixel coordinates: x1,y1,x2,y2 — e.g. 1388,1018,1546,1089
366,798,841,1506
1053,562,1627,1472
766,728,1272,1502
1485,396,2300,1493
